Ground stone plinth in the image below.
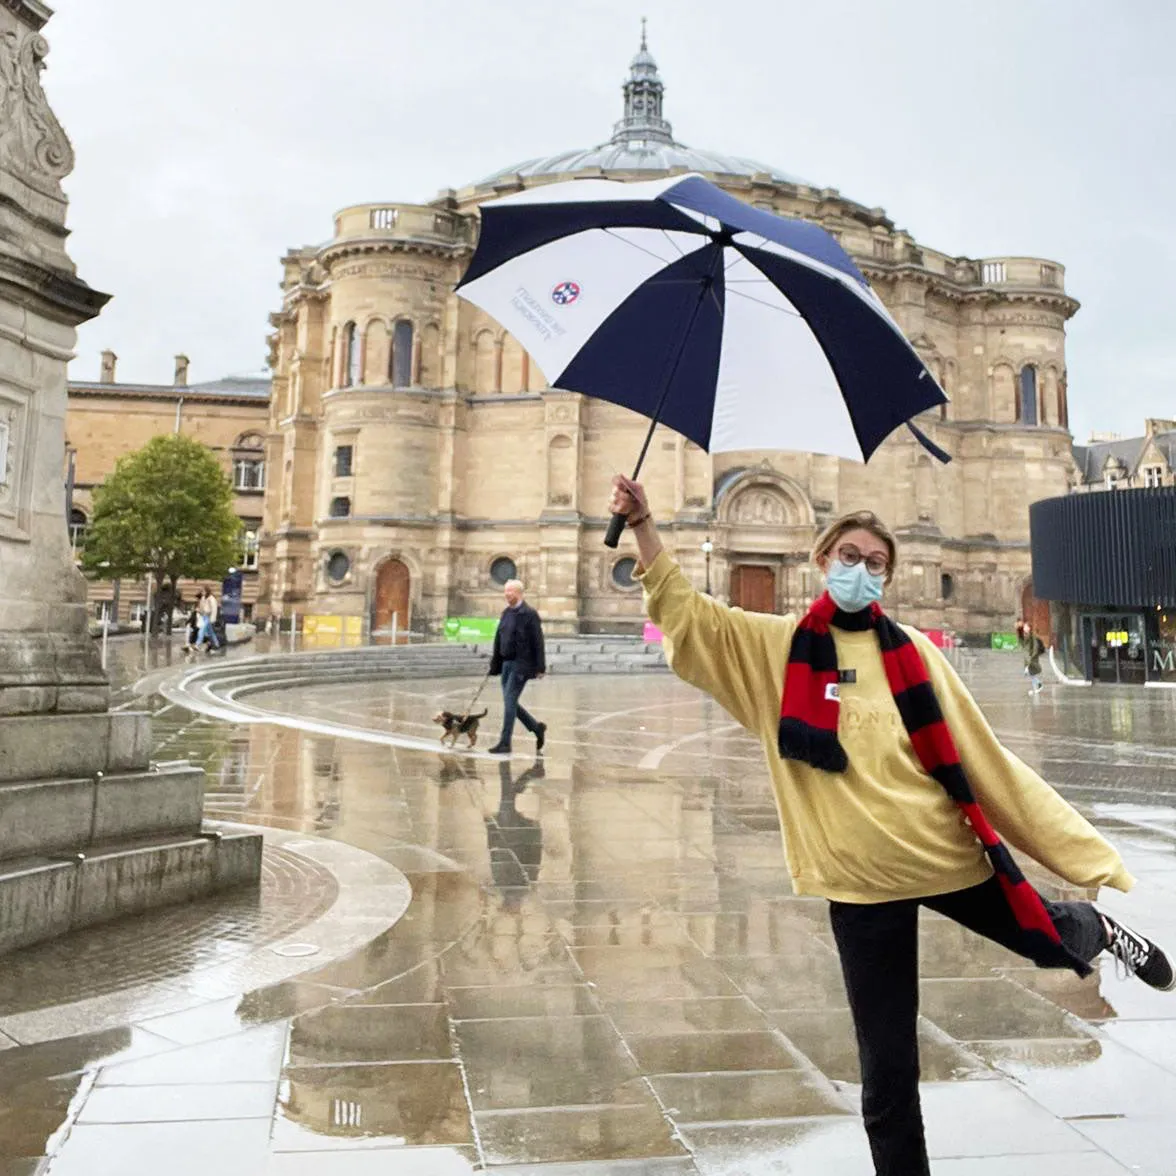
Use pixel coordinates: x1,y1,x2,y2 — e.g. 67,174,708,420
0,0,261,954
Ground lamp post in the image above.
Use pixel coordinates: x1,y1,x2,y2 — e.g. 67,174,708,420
701,537,714,596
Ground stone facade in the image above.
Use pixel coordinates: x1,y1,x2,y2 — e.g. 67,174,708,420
66,356,270,621
259,36,1078,638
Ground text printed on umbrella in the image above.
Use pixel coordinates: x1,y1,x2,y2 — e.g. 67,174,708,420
510,286,569,342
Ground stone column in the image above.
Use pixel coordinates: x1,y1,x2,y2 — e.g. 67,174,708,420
0,1,111,716
0,3,262,955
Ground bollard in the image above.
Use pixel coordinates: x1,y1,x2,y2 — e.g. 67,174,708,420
142,573,153,663
101,613,110,670
391,611,398,646
290,612,297,652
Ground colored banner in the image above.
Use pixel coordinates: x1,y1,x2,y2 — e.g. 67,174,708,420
444,616,499,642
991,632,1018,651
302,614,363,648
221,570,243,625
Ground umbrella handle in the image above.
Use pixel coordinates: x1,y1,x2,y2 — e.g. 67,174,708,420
603,512,628,549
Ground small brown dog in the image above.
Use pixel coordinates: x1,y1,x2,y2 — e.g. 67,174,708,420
433,709,487,748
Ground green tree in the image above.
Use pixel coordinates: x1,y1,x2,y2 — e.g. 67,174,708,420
82,434,241,630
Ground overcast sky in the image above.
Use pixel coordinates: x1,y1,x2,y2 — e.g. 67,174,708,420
47,0,1173,443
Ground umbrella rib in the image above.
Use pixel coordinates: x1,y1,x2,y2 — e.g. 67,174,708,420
726,238,765,271
659,229,689,259
724,286,804,318
599,226,692,269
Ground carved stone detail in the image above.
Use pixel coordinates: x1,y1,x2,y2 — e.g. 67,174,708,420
730,488,791,526
0,29,74,195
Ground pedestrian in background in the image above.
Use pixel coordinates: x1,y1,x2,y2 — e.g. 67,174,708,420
609,473,1172,1176
487,579,547,756
1019,619,1046,695
183,590,204,655
195,585,221,654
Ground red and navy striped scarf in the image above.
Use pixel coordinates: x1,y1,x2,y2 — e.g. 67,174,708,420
779,592,1089,976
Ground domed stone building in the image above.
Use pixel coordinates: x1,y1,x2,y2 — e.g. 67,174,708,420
259,33,1077,638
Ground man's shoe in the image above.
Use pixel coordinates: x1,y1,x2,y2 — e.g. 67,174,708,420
535,722,547,754
487,743,511,755
1103,914,1176,990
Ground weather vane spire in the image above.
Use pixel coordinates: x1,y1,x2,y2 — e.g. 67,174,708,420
640,16,647,49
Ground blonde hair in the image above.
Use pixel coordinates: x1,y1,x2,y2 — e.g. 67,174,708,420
811,511,898,584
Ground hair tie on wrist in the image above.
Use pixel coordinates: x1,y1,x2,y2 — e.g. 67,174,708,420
627,511,650,528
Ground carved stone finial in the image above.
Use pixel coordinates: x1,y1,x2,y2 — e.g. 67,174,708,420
0,28,75,196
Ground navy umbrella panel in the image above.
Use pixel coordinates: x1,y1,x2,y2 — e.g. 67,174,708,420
455,171,948,473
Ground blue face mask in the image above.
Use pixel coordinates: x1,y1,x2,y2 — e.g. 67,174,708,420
826,559,884,613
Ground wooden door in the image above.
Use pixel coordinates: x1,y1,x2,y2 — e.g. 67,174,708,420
374,559,410,643
730,565,776,614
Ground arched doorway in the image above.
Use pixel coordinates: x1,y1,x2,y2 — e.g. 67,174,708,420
373,559,410,643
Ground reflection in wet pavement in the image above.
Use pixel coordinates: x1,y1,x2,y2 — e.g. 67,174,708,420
0,648,1173,1171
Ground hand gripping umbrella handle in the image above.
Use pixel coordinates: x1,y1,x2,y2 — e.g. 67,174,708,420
603,512,628,549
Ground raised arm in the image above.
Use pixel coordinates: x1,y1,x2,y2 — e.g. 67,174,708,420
610,475,792,736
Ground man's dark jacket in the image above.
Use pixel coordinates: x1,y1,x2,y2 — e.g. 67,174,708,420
489,602,546,680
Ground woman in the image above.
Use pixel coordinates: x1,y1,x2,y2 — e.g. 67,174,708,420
183,589,204,655
194,585,221,654
608,474,1172,1176
1018,619,1046,695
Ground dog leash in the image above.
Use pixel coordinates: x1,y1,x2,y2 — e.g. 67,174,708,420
459,667,493,719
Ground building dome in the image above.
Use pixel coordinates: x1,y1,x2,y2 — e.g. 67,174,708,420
479,25,810,188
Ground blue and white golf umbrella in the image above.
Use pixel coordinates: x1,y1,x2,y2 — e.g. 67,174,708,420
456,173,948,543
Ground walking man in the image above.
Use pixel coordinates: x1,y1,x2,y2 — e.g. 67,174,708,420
487,579,547,755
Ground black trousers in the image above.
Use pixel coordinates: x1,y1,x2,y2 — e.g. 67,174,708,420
829,877,1107,1176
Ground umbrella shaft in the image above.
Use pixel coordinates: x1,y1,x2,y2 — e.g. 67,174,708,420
629,264,718,481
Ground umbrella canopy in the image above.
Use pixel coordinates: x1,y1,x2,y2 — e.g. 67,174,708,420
456,173,948,464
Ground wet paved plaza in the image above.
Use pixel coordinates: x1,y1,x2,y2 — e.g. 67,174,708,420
1,642,1175,1174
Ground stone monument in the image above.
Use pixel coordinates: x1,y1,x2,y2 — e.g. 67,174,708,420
0,0,260,953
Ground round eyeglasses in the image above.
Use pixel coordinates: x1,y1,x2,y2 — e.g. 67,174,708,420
837,543,890,577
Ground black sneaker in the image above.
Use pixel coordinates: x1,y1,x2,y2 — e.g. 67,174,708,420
487,743,511,755
535,723,547,754
1103,914,1176,991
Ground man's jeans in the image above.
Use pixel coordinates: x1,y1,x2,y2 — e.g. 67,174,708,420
497,660,539,748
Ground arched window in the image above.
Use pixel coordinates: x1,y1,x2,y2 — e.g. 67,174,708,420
342,322,360,387
1019,365,1038,426
69,508,87,552
390,320,413,388
232,432,266,492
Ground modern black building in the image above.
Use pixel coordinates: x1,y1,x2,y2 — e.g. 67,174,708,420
1030,487,1176,684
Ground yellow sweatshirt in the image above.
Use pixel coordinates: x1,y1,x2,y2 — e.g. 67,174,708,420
640,552,1135,904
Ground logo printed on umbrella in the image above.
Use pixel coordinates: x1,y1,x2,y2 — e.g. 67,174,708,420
551,281,581,306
